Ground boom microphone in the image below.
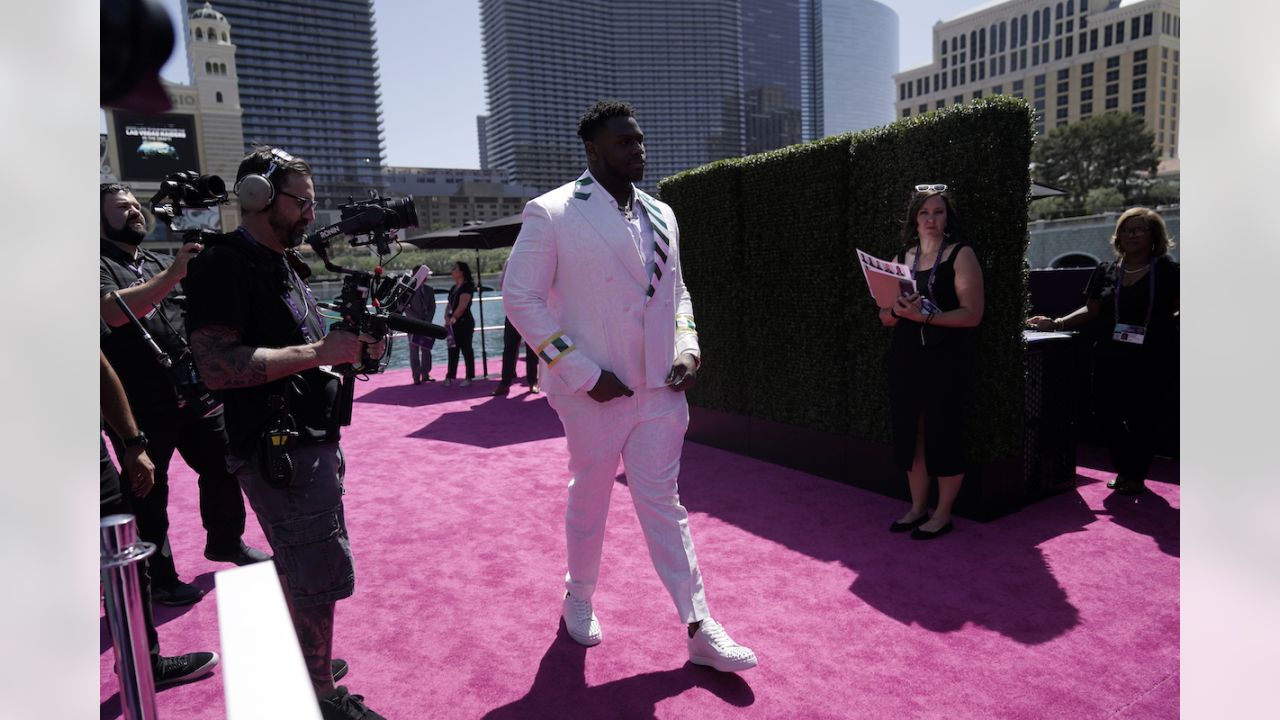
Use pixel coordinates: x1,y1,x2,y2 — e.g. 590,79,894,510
385,314,448,340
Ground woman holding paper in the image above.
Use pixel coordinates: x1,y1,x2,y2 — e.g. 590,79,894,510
1027,207,1179,495
878,185,984,539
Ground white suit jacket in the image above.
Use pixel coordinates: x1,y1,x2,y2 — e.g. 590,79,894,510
503,170,700,396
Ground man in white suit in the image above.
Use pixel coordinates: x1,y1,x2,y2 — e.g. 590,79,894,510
503,101,757,673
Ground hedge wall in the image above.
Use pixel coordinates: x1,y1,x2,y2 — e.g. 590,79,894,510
659,97,1035,465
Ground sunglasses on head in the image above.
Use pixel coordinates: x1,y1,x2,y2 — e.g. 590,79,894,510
915,184,947,193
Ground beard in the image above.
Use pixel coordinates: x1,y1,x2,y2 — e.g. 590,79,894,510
268,210,309,249
102,218,147,245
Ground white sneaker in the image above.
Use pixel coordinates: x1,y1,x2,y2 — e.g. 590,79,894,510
561,592,602,646
459,379,472,388
688,618,757,672
442,378,453,387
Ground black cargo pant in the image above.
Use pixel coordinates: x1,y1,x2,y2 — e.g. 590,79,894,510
106,404,246,586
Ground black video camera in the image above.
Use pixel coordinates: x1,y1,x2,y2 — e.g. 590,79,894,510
308,193,418,257
149,171,228,228
304,195,445,425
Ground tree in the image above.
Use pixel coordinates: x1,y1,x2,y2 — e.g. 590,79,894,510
1031,113,1159,212
1084,187,1125,215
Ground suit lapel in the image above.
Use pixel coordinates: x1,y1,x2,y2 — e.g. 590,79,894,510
636,190,672,305
566,171,649,288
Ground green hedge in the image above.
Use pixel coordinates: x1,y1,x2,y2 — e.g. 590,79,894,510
660,97,1034,464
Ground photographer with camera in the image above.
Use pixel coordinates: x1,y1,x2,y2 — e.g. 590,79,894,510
99,183,268,607
184,148,387,720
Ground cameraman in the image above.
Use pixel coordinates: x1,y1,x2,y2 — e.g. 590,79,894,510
184,148,386,720
99,183,267,607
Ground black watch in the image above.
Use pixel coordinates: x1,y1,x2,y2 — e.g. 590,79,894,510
122,432,149,450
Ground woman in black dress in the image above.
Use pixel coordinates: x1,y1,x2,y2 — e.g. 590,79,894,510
1028,207,1178,494
444,261,477,387
879,185,985,539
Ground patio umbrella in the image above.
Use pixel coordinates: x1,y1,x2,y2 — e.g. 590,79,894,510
401,213,526,376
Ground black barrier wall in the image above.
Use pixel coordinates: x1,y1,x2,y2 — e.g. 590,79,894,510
659,97,1038,519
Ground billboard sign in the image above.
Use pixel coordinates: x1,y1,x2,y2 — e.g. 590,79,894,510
111,112,201,182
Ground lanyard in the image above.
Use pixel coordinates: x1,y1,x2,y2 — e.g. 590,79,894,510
1113,259,1157,330
911,241,947,302
239,227,320,343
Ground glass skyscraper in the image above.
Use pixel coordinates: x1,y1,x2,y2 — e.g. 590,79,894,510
184,0,386,211
480,0,896,194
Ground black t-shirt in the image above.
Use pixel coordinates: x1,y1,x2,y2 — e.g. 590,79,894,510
99,240,191,414
184,229,340,459
1083,255,1179,352
448,281,476,326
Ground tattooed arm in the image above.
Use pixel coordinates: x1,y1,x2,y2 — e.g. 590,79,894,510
190,324,369,390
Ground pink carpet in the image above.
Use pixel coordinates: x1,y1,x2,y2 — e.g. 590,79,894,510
101,369,1179,719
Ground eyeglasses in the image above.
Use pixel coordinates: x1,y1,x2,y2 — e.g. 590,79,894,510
277,189,315,212
915,184,947,193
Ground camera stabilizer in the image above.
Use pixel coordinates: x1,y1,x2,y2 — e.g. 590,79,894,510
305,194,448,425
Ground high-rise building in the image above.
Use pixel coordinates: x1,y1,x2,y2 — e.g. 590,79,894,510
480,0,897,193
184,1,386,215
893,0,1180,158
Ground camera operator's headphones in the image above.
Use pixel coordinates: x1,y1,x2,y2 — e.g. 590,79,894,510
234,147,298,213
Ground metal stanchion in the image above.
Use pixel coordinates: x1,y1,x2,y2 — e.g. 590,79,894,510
101,514,158,720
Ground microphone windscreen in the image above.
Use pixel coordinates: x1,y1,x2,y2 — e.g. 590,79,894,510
386,314,448,340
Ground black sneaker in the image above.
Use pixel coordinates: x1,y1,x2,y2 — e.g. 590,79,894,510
152,580,205,607
318,686,385,720
204,541,271,566
153,651,219,688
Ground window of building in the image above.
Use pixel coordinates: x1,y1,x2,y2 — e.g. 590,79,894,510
221,32,228,42
1131,17,1140,39
1056,2,1063,20
1021,14,1029,45
1057,94,1068,108
195,27,203,40
1105,97,1118,110
1134,49,1148,62
999,55,1006,74
1105,25,1112,46
989,58,996,76
1090,28,1098,51
960,34,966,49
1082,62,1094,75
1013,79,1024,92
1011,19,1018,48
1116,22,1124,43
960,67,966,84
941,39,948,54
1079,33,1087,54
1081,102,1093,115
973,90,983,100
993,84,1003,95
937,100,946,109
1106,82,1119,95
1067,19,1074,33
1021,48,1027,67
1035,73,1046,86
1057,68,1070,81
1058,81,1070,93
952,68,958,86
1034,99,1046,111
1133,104,1145,116
1162,47,1168,59
901,108,911,118
919,103,928,114
1056,21,1063,37
205,61,212,73
1106,69,1119,82
1057,107,1069,119
942,73,948,89
1032,46,1039,65
1011,53,1018,72
1134,62,1147,77
1042,8,1051,39
942,56,948,69
1034,86,1046,99
1132,91,1146,104
955,95,964,104
1081,88,1093,101
1133,77,1146,90
1067,0,1074,14
216,91,223,103
1000,21,1007,51
970,30,977,54
1107,55,1120,68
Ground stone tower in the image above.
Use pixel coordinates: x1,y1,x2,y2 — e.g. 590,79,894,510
186,2,245,228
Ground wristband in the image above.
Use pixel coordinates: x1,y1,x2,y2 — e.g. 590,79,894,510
122,432,149,450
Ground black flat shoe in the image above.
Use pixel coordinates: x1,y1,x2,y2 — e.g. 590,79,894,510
910,521,954,540
890,513,930,533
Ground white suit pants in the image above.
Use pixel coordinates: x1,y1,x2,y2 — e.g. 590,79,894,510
546,385,709,624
